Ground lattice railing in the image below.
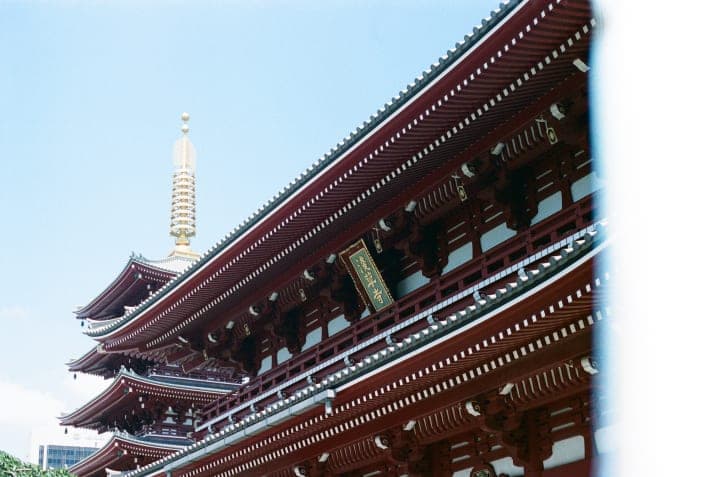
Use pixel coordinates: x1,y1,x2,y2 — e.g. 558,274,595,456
195,195,594,432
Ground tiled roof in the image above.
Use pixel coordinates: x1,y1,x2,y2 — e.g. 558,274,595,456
132,252,196,274
125,221,609,477
69,432,189,475
76,253,192,321
60,367,236,427
85,0,524,339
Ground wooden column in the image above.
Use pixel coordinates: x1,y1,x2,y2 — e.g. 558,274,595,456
519,408,552,477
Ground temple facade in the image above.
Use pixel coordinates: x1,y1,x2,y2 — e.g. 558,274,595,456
64,1,609,476
63,115,245,476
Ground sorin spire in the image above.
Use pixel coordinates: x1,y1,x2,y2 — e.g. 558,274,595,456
169,112,198,258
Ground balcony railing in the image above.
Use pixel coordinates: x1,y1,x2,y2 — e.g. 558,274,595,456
195,196,594,433
140,421,191,439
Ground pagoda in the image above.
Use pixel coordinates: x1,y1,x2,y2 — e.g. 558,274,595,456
64,114,243,477
66,1,610,476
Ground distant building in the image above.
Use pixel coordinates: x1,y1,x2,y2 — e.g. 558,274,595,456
38,444,99,470
29,426,107,471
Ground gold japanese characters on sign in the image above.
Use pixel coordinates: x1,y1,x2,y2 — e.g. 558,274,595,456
340,239,394,312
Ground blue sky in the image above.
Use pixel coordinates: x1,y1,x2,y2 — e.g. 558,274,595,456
0,0,499,459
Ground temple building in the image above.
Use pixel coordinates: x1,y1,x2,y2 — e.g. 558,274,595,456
64,0,609,476
63,114,244,476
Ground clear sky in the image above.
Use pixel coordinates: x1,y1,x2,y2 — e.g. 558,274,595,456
0,0,499,460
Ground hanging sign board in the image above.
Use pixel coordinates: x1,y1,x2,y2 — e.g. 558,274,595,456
340,239,395,313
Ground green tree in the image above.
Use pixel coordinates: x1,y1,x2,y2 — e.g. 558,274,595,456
0,451,74,477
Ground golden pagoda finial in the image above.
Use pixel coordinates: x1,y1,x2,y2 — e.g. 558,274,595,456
170,112,199,258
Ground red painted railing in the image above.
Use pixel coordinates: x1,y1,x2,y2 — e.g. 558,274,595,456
141,421,191,438
195,196,594,431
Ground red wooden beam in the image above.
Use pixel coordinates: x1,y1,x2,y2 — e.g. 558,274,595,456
197,328,593,477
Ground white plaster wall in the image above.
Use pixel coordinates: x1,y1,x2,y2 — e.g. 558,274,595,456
543,435,585,470
444,241,473,274
480,223,517,251
328,314,350,336
276,347,291,364
396,270,430,298
301,327,322,351
531,191,563,225
571,171,603,201
258,355,272,375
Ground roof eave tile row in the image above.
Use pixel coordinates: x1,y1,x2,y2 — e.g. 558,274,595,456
124,221,608,477
91,0,595,351
76,257,181,320
60,368,233,427
69,432,188,476
83,0,531,342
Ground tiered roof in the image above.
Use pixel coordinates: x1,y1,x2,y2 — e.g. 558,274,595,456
70,254,197,377
75,254,193,322
60,368,235,432
64,113,238,477
68,432,188,477
125,223,609,476
66,1,600,475
67,346,144,379
83,0,594,366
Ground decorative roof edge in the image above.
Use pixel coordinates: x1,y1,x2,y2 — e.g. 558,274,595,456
85,0,525,340
195,220,605,435
125,221,609,477
69,432,188,474
76,255,184,319
60,367,233,424
132,253,197,274
66,346,100,368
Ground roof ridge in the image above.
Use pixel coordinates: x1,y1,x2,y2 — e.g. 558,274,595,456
85,0,523,340
125,222,608,477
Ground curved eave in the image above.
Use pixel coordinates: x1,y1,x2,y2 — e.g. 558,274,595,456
60,369,232,428
137,254,197,274
69,433,186,477
90,0,594,353
67,347,124,379
76,258,178,320
127,226,608,477
83,0,526,342
67,346,105,373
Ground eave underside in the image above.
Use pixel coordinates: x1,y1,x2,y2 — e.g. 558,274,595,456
77,259,177,321
68,347,154,378
128,239,610,477
70,435,184,477
61,372,231,432
93,0,594,356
